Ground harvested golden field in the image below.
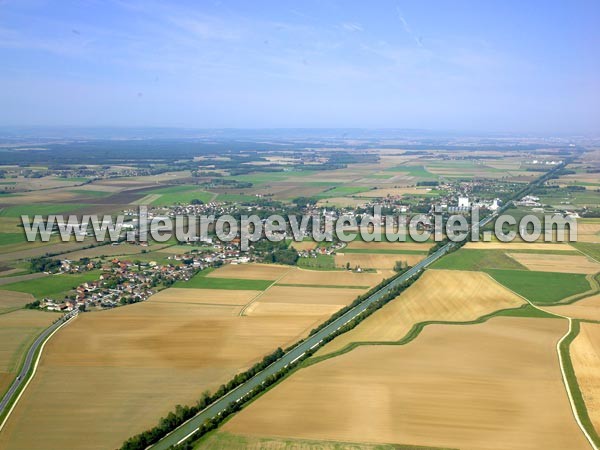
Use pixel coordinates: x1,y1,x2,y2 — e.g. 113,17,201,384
225,317,588,450
315,269,524,357
345,240,431,251
334,253,424,270
464,241,575,251
577,222,600,243
507,252,600,274
244,302,342,318
0,289,35,312
316,197,367,208
149,287,260,306
276,267,393,287
546,294,600,321
571,322,600,432
246,285,361,315
0,310,58,396
244,285,365,319
253,286,364,306
206,263,292,280
0,290,331,450
289,240,318,251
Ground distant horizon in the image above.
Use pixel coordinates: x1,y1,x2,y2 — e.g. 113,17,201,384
0,125,597,140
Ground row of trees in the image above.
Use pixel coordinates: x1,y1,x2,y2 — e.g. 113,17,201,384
169,268,421,449
163,161,579,449
120,266,417,450
29,256,61,273
120,348,284,450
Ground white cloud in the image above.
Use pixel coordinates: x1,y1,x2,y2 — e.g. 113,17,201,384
341,22,363,32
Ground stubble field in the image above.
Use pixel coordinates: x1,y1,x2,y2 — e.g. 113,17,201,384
314,269,525,357
546,294,600,321
0,262,383,450
571,322,600,433
275,267,393,287
507,252,600,274
223,317,587,450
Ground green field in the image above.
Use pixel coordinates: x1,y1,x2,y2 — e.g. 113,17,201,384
148,185,214,206
1,270,102,299
0,233,26,246
539,189,600,207
365,173,394,180
384,165,436,179
0,204,90,217
177,273,273,290
214,193,258,203
494,304,559,319
297,254,336,270
431,249,527,271
228,170,319,184
486,269,591,304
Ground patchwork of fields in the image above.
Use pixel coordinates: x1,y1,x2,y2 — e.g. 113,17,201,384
0,262,384,450
314,269,525,357
431,243,599,305
1,149,599,450
223,317,587,450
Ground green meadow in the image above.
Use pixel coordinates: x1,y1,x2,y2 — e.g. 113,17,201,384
1,270,102,299
0,204,91,217
146,185,214,206
177,272,273,290
486,269,591,304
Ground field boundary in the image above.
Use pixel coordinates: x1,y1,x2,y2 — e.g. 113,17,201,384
556,273,600,305
304,304,532,366
484,273,599,449
275,283,368,289
557,319,600,449
573,243,600,264
238,267,295,316
304,270,600,450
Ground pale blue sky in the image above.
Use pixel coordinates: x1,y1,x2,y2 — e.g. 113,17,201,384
0,0,598,133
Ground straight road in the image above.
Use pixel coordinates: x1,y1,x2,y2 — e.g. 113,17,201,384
0,310,76,424
152,207,508,449
151,240,461,449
